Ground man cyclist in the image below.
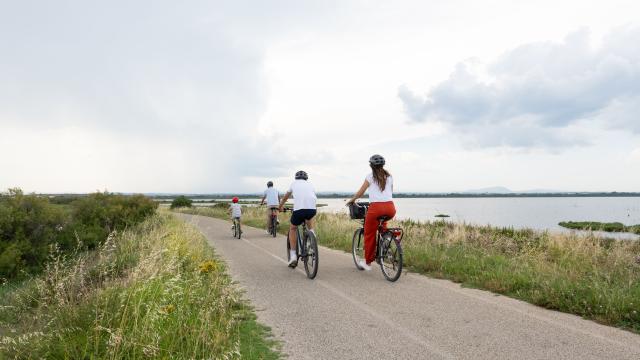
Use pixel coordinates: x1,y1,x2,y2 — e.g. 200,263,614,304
279,170,317,268
260,181,280,234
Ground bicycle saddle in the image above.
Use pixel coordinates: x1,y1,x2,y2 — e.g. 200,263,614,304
377,215,391,221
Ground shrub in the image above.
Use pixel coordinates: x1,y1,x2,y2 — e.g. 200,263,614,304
170,195,193,209
69,192,158,249
0,189,157,279
0,189,69,278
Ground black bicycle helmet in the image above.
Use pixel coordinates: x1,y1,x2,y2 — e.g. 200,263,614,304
295,170,308,180
369,154,385,166
267,181,273,187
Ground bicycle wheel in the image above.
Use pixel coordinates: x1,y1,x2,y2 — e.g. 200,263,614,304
303,230,319,279
271,215,277,237
236,222,242,239
232,220,237,238
379,232,403,282
351,228,364,270
286,234,291,261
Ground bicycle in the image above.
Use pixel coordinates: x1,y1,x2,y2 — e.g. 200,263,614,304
282,207,318,279
349,202,404,282
268,207,279,237
231,217,242,239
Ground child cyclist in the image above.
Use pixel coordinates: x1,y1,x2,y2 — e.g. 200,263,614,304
278,170,317,268
229,196,242,226
346,155,396,271
260,181,280,234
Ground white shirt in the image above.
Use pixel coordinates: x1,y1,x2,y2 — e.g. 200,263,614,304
230,203,242,217
287,180,317,211
263,187,279,206
366,173,393,202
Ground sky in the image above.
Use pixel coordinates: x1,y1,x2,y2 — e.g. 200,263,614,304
1,0,639,193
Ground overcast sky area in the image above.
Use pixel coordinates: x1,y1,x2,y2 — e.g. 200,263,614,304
1,0,639,193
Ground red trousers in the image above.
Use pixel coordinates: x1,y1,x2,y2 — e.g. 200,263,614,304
364,201,396,264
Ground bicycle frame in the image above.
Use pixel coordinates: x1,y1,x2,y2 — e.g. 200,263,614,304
295,223,308,258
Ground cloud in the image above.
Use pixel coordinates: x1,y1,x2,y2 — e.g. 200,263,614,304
399,27,640,148
0,0,339,192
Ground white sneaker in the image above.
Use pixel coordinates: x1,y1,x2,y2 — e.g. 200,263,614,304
265,230,270,235
358,260,372,271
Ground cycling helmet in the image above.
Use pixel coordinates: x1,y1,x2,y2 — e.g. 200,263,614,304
295,170,308,180
267,181,273,187
369,154,385,166
232,197,239,203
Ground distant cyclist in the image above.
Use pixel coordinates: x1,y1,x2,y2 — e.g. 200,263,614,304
260,181,280,234
229,197,242,222
279,170,317,268
346,155,396,271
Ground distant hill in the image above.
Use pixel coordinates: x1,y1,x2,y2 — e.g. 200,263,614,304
463,186,513,194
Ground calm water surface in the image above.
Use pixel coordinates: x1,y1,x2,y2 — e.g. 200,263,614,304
318,197,640,239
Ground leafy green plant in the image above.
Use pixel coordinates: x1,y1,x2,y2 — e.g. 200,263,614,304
0,189,157,279
170,195,193,209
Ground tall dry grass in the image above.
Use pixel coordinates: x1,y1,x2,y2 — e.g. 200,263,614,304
0,212,279,359
176,205,640,333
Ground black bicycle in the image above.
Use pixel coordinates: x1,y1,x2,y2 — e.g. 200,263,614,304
268,207,279,237
349,202,404,282
283,208,318,279
231,217,242,239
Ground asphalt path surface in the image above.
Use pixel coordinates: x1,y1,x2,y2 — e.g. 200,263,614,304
175,213,640,359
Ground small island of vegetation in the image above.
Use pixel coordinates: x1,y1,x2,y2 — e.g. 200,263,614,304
559,221,640,235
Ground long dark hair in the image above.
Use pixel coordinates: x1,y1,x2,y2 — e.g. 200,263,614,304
370,164,390,191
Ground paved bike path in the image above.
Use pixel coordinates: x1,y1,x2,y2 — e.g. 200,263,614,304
175,213,640,360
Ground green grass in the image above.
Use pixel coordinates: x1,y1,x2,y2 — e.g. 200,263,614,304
0,212,280,359
176,205,640,333
559,221,640,235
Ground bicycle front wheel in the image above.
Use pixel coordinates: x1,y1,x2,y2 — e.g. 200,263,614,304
352,228,364,270
303,231,319,279
380,233,403,282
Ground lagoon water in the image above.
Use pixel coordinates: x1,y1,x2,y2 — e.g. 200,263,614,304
317,197,640,239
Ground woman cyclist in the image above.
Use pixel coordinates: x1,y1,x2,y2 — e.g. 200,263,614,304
346,155,396,271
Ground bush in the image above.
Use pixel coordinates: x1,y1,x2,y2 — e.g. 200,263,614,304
0,189,69,278
0,189,158,279
170,195,193,209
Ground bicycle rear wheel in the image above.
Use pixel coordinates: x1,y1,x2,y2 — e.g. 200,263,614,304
232,220,237,238
303,231,319,279
236,222,242,239
271,215,277,237
379,232,403,282
351,228,364,270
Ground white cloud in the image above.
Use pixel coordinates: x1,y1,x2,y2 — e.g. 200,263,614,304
398,27,640,149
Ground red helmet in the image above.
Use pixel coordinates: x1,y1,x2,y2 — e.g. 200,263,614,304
232,197,239,203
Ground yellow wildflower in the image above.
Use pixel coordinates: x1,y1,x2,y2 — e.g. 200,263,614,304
199,260,218,273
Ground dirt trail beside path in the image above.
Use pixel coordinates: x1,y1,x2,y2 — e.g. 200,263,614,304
176,213,640,360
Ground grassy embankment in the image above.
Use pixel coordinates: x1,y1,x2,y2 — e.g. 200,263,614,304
560,221,640,235
0,212,279,359
176,204,640,333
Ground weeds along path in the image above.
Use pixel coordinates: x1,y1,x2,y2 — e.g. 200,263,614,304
176,213,640,360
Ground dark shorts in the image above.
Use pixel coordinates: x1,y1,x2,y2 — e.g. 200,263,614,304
290,209,316,226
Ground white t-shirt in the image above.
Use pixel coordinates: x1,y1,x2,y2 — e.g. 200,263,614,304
263,187,279,206
230,203,242,217
366,173,393,202
287,180,317,211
